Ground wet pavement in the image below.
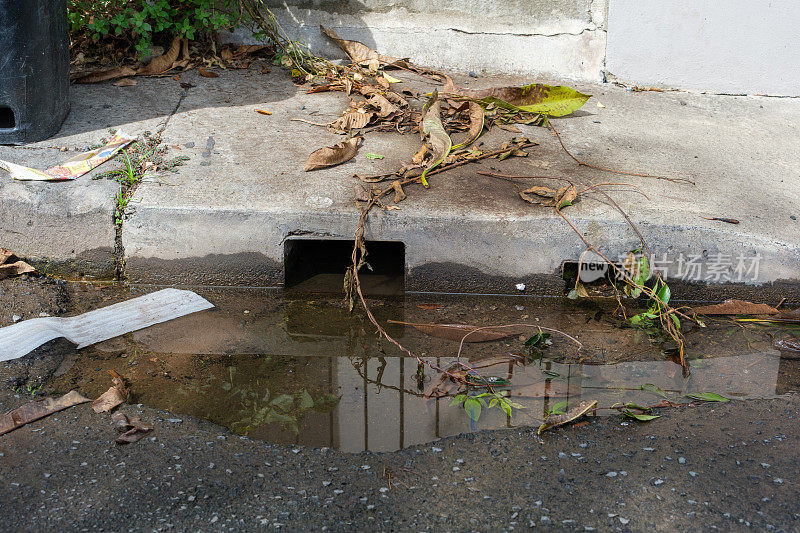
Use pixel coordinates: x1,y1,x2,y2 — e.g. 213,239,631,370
1,279,799,530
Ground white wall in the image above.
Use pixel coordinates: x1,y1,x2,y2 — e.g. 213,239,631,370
606,0,800,95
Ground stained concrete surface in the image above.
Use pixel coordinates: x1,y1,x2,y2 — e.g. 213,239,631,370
2,66,799,295
0,78,184,278
123,68,800,293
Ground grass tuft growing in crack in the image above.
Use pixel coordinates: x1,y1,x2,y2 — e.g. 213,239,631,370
96,130,189,279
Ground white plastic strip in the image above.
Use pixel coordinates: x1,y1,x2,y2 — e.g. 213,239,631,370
0,288,214,361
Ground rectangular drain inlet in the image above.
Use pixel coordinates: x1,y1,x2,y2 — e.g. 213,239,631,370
284,239,405,295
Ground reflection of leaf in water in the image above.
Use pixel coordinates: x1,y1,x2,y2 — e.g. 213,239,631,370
270,394,294,411
298,390,314,410
313,393,341,413
233,389,342,436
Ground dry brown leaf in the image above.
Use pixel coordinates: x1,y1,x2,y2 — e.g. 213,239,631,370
416,303,444,310
496,123,522,133
113,77,137,87
138,36,181,75
557,185,578,208
234,44,266,57
321,26,410,72
538,400,597,434
392,180,406,203
353,184,372,202
304,137,361,171
92,370,129,413
198,66,219,78
76,66,137,84
411,145,428,164
367,94,399,118
693,299,779,316
111,412,153,444
452,102,484,149
520,184,577,208
0,391,90,436
383,91,409,107
387,320,521,342
0,248,35,280
329,107,374,130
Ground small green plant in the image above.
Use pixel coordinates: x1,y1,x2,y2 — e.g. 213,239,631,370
544,400,568,418
69,0,237,58
113,190,129,225
99,131,188,227
14,383,43,397
450,391,525,425
524,329,551,363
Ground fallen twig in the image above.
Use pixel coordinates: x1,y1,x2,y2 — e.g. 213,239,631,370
546,120,695,185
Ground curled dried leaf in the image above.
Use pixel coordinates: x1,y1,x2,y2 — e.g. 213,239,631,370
419,91,452,188
321,26,410,72
329,106,374,131
366,94,399,118
113,77,138,87
452,102,484,149
76,66,137,84
198,66,219,78
304,137,361,171
392,180,406,203
138,36,181,75
0,391,90,436
538,400,597,434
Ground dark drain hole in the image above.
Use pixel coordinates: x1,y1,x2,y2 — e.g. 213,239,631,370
0,106,15,129
284,239,405,295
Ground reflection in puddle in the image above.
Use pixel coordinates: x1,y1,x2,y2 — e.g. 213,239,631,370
48,288,800,453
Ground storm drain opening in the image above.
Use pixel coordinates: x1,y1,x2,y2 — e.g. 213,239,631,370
284,239,405,295
0,106,15,129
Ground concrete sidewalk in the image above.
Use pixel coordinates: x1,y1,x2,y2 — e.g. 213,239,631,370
1,67,798,295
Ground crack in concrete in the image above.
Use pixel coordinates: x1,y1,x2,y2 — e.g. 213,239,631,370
448,27,597,38
113,90,187,281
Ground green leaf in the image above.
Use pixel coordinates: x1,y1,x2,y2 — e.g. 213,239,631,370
471,84,590,117
449,394,466,407
297,390,314,410
505,399,526,410
639,383,668,399
464,398,482,422
622,411,661,421
550,400,568,415
656,282,671,304
623,402,652,412
685,392,730,403
567,282,589,300
269,394,294,411
365,153,384,160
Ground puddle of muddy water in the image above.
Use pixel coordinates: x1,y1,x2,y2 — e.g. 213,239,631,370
43,286,800,453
